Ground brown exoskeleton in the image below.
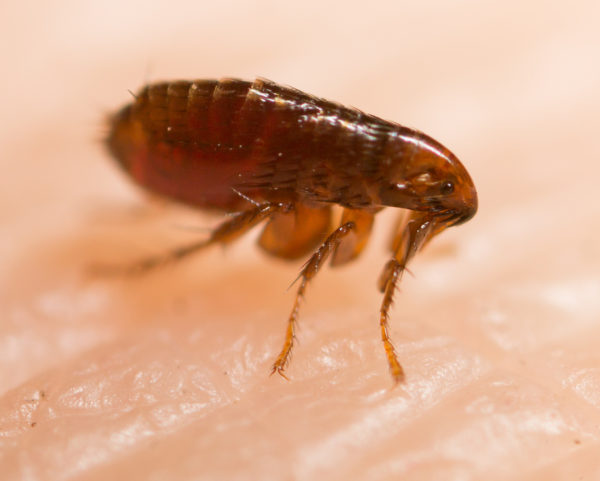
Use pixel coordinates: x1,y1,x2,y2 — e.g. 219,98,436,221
106,78,478,382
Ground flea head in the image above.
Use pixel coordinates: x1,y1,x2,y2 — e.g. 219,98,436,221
378,129,477,226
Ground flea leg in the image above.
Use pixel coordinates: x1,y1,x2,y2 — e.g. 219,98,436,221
102,202,290,275
271,221,356,379
378,259,406,383
378,211,438,383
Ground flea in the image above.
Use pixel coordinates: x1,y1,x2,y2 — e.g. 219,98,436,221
105,78,478,382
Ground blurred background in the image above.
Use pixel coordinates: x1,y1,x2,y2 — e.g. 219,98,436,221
1,1,599,480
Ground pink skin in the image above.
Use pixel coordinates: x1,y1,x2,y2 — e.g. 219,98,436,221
2,2,600,480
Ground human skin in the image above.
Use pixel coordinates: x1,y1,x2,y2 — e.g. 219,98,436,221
1,1,600,480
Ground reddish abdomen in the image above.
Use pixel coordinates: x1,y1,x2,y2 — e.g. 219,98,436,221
106,78,392,211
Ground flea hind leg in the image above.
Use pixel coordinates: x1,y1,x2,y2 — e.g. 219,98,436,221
271,221,356,379
102,202,290,275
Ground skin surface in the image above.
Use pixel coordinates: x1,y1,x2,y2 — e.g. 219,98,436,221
1,1,600,480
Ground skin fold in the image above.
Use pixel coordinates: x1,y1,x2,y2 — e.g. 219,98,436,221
1,1,600,480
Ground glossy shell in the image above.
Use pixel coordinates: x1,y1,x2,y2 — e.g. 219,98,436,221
107,78,476,220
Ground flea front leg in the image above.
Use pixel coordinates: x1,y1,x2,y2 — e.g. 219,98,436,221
271,221,356,379
378,211,438,383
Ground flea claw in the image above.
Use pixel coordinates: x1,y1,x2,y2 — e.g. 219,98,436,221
270,365,291,381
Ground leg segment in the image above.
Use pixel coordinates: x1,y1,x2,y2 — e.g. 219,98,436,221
108,202,290,275
258,204,332,260
271,221,356,378
330,208,375,266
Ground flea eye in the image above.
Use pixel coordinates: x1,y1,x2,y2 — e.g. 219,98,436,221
441,181,454,195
